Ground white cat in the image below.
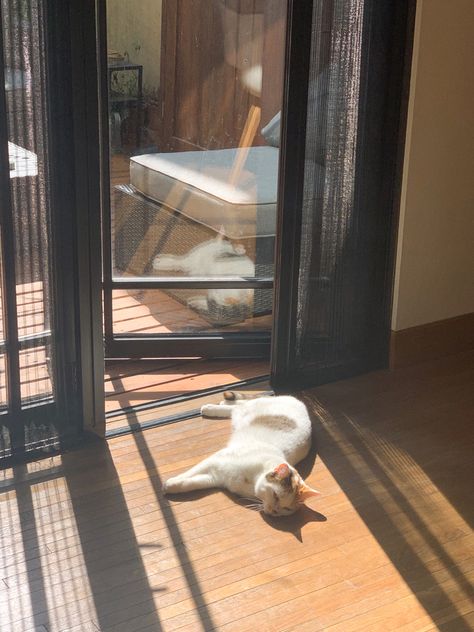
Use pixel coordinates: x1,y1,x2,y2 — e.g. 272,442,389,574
163,392,320,516
153,234,254,313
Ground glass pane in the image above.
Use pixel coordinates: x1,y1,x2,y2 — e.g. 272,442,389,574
19,346,53,404
0,354,6,410
17,281,49,338
0,252,4,347
0,422,10,458
106,0,286,332
112,289,272,334
2,0,55,405
0,230,7,409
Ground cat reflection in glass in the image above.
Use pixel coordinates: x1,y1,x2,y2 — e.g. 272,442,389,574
153,232,254,314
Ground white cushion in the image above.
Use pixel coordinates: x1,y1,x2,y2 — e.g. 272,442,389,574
130,146,279,239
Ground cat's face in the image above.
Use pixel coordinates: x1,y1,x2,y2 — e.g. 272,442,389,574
256,463,320,517
214,238,246,258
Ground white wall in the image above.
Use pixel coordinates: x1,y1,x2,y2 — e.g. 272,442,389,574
391,0,474,331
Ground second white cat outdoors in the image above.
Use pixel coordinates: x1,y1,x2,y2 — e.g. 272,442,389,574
163,392,320,516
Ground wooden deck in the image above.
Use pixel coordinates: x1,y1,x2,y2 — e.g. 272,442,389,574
0,351,472,631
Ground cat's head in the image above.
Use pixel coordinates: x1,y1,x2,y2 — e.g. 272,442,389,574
215,231,247,257
255,463,320,517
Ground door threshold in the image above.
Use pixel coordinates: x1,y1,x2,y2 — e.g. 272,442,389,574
105,374,271,438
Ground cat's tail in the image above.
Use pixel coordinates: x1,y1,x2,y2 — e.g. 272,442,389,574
223,390,273,401
223,391,251,401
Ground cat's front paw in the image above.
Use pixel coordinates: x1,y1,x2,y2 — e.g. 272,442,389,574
163,476,183,494
201,404,216,417
153,255,164,270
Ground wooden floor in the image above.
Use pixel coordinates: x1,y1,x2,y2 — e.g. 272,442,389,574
1,351,473,631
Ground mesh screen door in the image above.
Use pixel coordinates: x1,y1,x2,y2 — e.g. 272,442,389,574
272,0,414,387
0,0,82,458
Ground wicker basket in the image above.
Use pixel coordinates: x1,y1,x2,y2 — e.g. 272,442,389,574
112,184,274,325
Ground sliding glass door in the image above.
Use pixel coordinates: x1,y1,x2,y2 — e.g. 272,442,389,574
101,0,287,358
0,0,414,455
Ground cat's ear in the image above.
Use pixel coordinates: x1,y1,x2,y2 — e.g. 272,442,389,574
266,463,291,481
298,480,321,502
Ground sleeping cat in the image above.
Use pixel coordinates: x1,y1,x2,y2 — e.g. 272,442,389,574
163,392,320,516
153,233,254,313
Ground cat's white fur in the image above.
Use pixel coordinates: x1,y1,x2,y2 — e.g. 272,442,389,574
163,394,320,516
153,234,254,311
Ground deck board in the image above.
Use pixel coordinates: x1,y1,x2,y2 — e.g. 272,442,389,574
0,351,472,631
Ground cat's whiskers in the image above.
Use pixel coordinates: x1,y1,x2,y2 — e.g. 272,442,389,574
239,495,264,510
241,497,264,512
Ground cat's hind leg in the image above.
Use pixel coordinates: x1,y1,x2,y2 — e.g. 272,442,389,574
153,254,185,272
163,456,217,494
187,295,208,312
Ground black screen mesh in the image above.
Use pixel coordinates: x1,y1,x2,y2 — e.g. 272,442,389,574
1,0,57,455
291,0,409,380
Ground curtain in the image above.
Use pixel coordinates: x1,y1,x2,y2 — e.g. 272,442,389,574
278,0,412,383
1,0,57,453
